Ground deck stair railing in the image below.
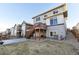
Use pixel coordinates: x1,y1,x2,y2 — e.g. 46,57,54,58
26,23,47,38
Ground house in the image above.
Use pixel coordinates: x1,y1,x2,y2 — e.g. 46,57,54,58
5,29,11,39
1,31,7,40
21,21,33,38
14,24,22,38
0,29,11,40
0,4,68,40
10,27,15,38
31,4,68,40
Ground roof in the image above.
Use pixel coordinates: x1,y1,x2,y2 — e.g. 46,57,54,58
21,21,33,26
32,3,66,19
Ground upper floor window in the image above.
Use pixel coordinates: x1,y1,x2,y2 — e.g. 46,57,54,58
44,15,47,17
44,15,47,20
53,10,58,14
36,17,40,21
50,16,57,26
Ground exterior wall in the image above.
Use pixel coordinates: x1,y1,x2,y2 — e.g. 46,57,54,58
32,4,67,40
33,15,46,24
10,27,15,37
21,23,26,37
14,24,21,37
5,29,11,34
64,17,67,32
14,25,17,37
33,4,67,24
21,22,33,37
46,14,67,40
46,14,66,25
5,29,11,39
57,14,65,24
46,24,66,40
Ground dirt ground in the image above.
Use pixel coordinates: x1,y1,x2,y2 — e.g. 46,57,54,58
0,31,79,55
0,39,78,55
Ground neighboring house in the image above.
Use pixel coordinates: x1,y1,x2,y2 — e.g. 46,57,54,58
32,4,68,40
0,4,68,40
0,29,11,40
10,27,15,38
21,21,33,38
72,23,79,38
5,29,11,39
1,31,7,40
14,24,22,38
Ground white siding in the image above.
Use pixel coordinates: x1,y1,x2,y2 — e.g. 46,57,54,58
46,19,50,25
21,24,26,37
14,25,18,37
57,14,64,24
46,14,65,25
46,25,66,40
33,4,67,24
33,15,46,24
33,4,67,40
10,27,15,36
46,14,67,40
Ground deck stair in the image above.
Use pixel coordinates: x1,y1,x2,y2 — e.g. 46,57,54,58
26,23,47,38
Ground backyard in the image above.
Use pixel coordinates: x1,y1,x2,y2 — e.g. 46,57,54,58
0,31,79,55
0,39,78,55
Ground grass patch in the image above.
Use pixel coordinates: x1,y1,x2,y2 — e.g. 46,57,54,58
0,40,78,55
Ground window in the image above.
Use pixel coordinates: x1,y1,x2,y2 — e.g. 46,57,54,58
50,16,57,26
50,32,56,36
44,15,47,20
50,32,53,36
44,15,47,17
36,17,40,21
53,10,58,14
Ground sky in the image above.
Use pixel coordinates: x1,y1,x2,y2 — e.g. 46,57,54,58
0,3,79,32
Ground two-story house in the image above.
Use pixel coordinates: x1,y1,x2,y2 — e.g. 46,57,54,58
10,27,15,38
32,4,68,40
14,24,22,38
1,31,7,40
5,29,11,39
21,21,33,38
0,4,68,40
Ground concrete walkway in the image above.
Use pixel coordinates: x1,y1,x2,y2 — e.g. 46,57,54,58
0,38,27,45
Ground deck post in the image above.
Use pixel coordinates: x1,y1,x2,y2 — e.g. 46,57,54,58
35,29,36,40
39,29,40,40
